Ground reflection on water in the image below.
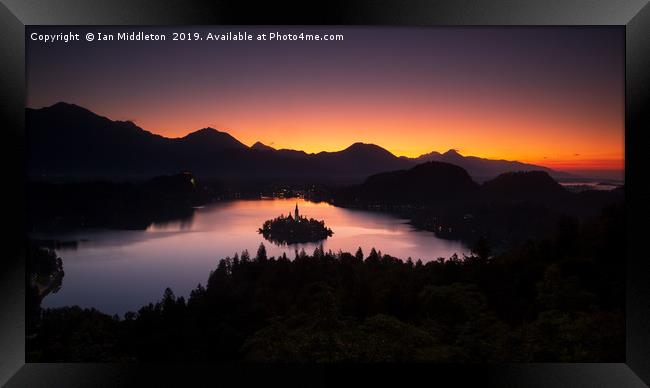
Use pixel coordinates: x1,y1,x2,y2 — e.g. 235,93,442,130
33,198,468,315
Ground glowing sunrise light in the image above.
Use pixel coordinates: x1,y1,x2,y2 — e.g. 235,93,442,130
27,26,624,176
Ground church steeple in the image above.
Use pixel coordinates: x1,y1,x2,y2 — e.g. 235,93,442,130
295,203,299,220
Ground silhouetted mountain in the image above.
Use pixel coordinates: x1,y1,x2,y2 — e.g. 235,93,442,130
251,141,276,151
275,149,309,159
405,150,442,162
412,149,573,182
27,102,576,183
481,171,569,201
28,102,174,178
27,103,412,183
351,161,479,203
313,143,413,177
179,128,248,150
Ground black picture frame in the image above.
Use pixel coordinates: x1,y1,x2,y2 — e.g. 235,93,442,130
1,1,649,386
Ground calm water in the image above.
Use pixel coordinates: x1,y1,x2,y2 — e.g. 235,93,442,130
36,198,467,315
559,181,622,192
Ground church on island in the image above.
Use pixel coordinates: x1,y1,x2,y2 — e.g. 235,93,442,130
288,204,301,222
258,204,333,245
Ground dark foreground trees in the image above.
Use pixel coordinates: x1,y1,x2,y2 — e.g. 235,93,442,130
27,203,624,362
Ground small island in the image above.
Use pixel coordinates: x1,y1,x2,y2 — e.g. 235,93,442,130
258,204,333,245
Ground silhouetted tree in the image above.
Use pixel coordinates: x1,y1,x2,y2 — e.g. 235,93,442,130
355,247,364,262
471,237,491,261
256,243,267,262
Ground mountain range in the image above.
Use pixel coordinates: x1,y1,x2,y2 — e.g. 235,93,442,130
407,150,572,182
27,102,573,183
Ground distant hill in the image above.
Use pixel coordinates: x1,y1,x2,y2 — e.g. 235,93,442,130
178,128,248,150
251,141,275,152
412,149,573,182
353,161,479,203
481,171,569,201
27,102,574,183
312,143,412,178
337,164,576,207
331,164,620,248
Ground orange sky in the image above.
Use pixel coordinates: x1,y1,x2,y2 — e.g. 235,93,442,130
99,83,624,171
27,26,624,173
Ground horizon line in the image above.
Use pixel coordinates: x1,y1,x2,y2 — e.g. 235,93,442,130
27,101,625,174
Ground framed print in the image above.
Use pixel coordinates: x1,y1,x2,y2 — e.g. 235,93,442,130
1,0,649,386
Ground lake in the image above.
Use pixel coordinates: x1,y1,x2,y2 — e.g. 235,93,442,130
35,198,468,315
